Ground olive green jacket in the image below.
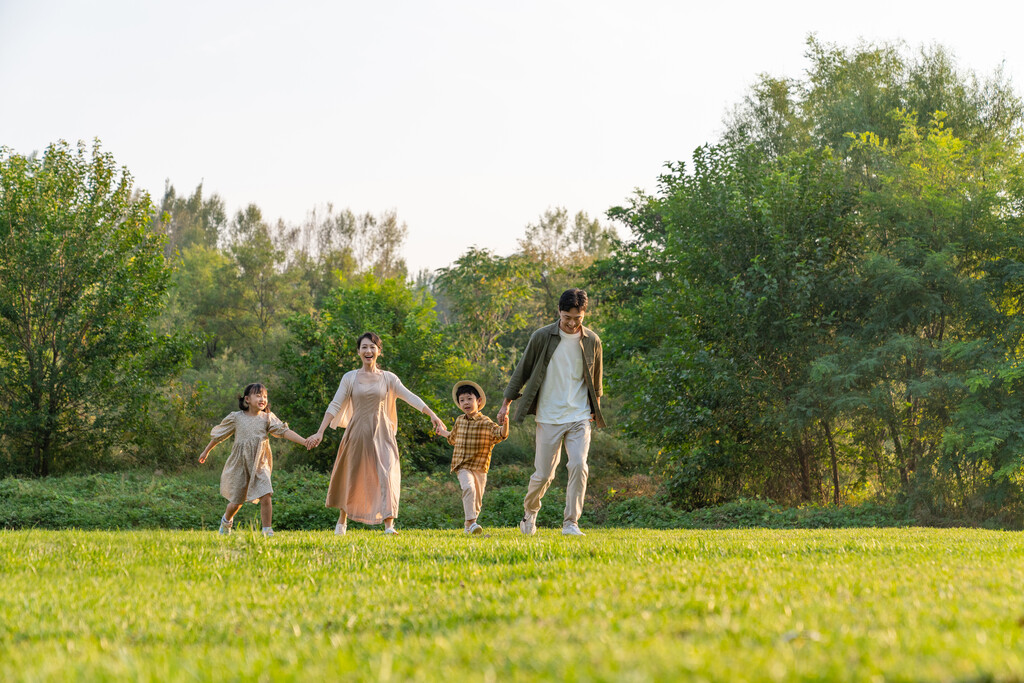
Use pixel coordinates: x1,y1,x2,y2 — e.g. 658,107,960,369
503,322,605,428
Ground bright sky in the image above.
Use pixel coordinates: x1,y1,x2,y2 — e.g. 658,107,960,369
2,1,1021,275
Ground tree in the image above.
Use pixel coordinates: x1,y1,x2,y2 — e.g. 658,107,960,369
433,248,535,362
432,248,536,390
810,111,1024,513
152,181,228,257
512,207,618,340
599,145,858,507
222,204,312,368
0,141,188,475
725,37,1022,159
280,274,467,471
600,39,1024,514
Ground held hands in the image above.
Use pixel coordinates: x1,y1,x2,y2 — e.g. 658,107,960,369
430,414,447,434
304,432,323,450
496,402,510,425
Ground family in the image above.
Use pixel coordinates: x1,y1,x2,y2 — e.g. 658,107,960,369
199,288,604,538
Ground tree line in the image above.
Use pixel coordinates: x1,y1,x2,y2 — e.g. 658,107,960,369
3,37,1024,521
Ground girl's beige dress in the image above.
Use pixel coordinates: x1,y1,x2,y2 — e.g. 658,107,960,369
209,411,290,504
325,370,426,524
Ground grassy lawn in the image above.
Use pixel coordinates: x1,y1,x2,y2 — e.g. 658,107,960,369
2,527,1023,681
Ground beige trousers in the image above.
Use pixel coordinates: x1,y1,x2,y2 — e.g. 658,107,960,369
524,420,592,526
457,469,487,520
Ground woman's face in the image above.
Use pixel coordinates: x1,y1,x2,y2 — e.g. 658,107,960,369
358,338,381,364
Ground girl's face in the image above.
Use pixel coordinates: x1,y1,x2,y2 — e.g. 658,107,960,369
358,338,381,365
245,389,268,412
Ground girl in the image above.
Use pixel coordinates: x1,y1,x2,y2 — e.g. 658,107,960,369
199,383,308,536
305,332,446,535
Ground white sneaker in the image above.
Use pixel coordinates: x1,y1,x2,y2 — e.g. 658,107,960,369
262,527,275,537
562,523,585,536
218,517,233,535
383,527,398,535
335,522,347,536
519,513,537,536
465,522,483,535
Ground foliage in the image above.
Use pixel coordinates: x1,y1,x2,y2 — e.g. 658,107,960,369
432,247,536,390
724,37,1023,158
600,145,858,507
152,181,227,257
0,141,189,476
598,40,1024,514
0,468,953,532
514,207,619,328
279,274,469,472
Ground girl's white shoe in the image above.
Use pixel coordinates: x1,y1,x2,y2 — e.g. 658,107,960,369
383,527,398,535
335,522,347,536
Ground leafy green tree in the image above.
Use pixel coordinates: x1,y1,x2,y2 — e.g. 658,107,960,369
725,37,1022,159
600,145,858,507
0,141,188,475
433,249,534,355
517,207,618,318
810,111,1024,513
601,39,1024,514
280,274,468,471
152,182,228,257
160,243,240,361
225,204,311,369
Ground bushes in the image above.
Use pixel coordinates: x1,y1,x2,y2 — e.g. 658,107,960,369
0,466,947,531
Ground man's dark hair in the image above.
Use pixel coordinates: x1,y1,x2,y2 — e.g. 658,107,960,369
456,384,480,400
558,288,588,312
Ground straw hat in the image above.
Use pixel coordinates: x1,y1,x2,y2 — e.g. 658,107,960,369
452,380,486,409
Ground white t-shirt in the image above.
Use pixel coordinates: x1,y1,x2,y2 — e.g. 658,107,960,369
535,327,591,425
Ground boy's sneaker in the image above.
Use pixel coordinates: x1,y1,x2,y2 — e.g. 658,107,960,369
335,522,347,536
519,513,537,536
562,522,585,536
262,527,275,537
465,522,483,535
218,517,233,535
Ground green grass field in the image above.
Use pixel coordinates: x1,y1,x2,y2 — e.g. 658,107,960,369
2,527,1023,682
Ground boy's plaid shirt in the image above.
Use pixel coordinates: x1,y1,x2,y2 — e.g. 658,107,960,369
448,412,507,473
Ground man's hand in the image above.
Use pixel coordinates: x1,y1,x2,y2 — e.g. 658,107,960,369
496,399,512,425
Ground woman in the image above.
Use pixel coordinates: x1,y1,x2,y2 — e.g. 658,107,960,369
305,332,446,535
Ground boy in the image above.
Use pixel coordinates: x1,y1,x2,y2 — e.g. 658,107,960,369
437,380,509,534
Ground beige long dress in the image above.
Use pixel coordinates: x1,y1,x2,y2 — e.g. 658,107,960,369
324,370,427,524
210,411,290,504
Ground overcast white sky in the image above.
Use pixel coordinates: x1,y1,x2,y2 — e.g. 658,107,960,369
2,1,1022,275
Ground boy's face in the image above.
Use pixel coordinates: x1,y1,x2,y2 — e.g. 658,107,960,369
457,392,481,415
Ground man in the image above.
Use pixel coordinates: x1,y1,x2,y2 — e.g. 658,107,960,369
496,288,604,536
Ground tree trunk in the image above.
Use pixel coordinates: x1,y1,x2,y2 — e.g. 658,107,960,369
796,436,813,503
887,417,909,487
822,419,841,506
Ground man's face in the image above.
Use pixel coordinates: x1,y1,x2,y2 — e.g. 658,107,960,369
558,307,585,334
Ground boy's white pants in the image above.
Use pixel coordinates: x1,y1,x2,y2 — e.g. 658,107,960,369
457,469,487,520
524,420,592,526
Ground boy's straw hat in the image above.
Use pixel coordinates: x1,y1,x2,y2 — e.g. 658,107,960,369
452,380,486,409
